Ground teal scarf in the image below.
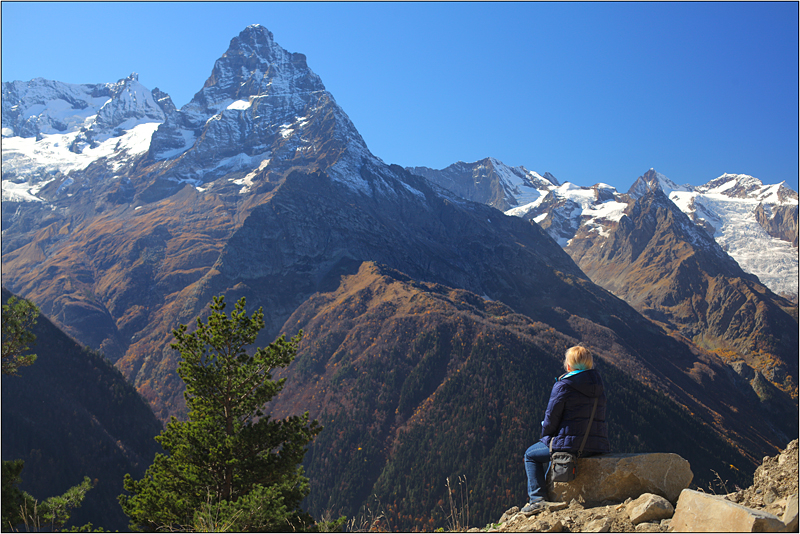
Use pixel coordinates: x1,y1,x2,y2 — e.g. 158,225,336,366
558,369,587,381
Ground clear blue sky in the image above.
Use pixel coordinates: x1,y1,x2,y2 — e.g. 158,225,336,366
2,1,798,192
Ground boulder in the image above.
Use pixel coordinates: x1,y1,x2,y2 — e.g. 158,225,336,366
548,453,692,505
671,489,786,532
627,493,674,525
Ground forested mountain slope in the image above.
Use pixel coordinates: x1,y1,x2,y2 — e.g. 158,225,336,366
267,262,758,530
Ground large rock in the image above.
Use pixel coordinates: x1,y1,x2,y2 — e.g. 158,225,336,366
671,489,787,532
627,493,674,525
548,453,692,505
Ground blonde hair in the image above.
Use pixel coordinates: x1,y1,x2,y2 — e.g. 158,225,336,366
564,346,593,371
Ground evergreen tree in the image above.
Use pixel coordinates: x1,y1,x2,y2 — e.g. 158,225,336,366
1,459,33,530
2,459,94,532
119,296,323,532
2,295,39,375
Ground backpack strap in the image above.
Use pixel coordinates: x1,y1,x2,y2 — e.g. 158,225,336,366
577,397,599,458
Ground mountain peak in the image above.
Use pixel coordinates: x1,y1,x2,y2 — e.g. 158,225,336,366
406,158,557,212
186,25,323,115
141,25,377,195
227,23,278,59
628,168,692,199
697,173,798,204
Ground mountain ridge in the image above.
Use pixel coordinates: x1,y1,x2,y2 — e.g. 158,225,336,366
410,163,798,300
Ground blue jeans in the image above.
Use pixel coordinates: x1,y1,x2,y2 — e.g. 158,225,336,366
524,441,551,503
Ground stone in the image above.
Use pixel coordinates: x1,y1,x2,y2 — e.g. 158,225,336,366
783,493,798,531
500,506,519,524
548,453,692,505
627,493,674,525
510,513,529,527
671,489,786,532
545,501,568,512
531,519,562,532
583,517,613,532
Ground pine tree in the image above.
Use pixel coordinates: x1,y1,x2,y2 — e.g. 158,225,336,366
119,296,323,532
1,460,94,532
1,295,39,375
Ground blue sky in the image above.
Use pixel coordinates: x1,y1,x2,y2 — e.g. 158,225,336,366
2,2,798,192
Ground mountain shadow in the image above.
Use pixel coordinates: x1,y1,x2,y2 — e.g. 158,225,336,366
1,287,163,531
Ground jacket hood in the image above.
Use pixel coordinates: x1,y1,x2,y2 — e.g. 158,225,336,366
559,368,604,398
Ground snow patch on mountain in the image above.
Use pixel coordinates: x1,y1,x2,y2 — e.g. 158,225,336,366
226,99,252,111
231,157,271,194
2,75,168,200
2,121,161,199
486,157,554,206
2,177,54,202
488,165,798,297
681,189,798,296
580,200,629,239
505,181,629,244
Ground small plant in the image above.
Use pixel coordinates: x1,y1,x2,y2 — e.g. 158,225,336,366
444,475,470,532
345,495,388,532
314,508,347,532
190,492,246,532
706,469,730,495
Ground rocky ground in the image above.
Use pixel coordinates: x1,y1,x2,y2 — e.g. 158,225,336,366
473,440,798,533
727,439,798,522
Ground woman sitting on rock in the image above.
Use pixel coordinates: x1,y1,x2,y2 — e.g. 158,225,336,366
522,345,610,513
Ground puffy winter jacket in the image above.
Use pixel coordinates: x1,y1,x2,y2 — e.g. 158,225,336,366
540,368,610,454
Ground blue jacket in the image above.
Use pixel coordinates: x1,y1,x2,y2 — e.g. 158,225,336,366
540,368,610,454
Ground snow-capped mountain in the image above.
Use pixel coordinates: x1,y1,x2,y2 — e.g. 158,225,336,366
145,24,383,194
632,170,798,299
408,157,559,212
2,25,393,207
628,168,693,199
2,73,171,201
572,185,798,398
415,162,798,299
